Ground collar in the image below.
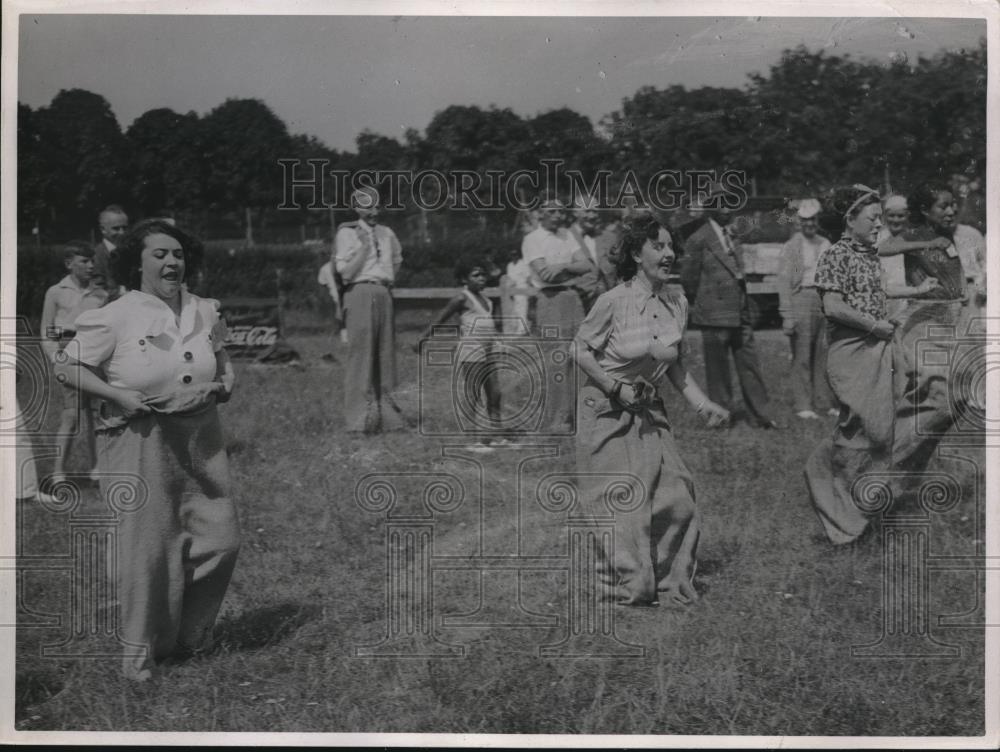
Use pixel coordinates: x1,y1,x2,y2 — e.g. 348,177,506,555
130,288,198,337
838,233,878,255
102,238,116,252
629,273,669,313
359,219,377,232
57,274,86,292
707,218,732,243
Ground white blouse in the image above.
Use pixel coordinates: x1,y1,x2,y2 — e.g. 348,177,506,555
69,290,226,396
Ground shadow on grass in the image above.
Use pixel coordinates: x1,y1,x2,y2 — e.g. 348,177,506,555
215,602,322,652
16,669,66,712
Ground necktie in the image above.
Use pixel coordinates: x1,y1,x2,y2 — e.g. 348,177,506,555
369,226,381,261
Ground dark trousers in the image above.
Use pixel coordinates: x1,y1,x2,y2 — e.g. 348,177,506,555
700,301,772,425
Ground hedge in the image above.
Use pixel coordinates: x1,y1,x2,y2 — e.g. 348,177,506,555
15,231,521,317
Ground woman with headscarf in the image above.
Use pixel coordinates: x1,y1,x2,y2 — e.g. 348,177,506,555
805,185,897,545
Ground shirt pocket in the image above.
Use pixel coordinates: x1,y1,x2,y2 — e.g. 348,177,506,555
114,337,154,369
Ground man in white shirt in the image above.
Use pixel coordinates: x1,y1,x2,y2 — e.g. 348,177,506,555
334,187,406,434
777,199,834,420
522,197,592,430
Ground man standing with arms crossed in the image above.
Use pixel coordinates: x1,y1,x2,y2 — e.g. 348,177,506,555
335,187,406,434
522,197,592,432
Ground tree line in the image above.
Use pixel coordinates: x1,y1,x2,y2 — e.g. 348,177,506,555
17,42,986,244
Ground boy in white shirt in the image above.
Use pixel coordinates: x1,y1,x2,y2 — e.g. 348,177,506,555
40,241,108,482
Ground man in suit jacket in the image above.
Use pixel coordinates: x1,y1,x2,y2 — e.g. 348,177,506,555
567,198,615,312
93,204,129,297
679,193,777,428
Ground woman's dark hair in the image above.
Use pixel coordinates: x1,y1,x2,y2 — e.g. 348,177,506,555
113,219,204,291
614,214,665,281
909,183,952,226
822,185,882,233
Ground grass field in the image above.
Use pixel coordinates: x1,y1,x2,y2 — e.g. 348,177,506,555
13,310,986,736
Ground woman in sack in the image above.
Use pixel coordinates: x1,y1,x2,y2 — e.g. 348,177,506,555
56,219,240,681
573,214,729,606
805,186,898,545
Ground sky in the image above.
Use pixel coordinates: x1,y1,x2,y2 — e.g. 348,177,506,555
16,13,987,152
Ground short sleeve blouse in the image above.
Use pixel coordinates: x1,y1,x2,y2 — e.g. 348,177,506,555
68,290,226,396
575,277,687,385
814,237,887,320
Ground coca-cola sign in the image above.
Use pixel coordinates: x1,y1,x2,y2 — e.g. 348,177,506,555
227,325,279,347
219,298,283,358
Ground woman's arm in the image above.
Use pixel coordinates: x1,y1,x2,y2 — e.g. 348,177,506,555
877,235,951,257
666,357,729,425
54,358,149,414
213,349,236,402
884,277,939,299
821,292,895,340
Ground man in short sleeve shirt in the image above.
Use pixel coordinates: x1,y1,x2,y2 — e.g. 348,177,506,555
334,187,406,434
522,197,592,431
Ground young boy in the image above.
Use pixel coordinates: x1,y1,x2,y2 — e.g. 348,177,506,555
40,241,108,482
415,257,503,449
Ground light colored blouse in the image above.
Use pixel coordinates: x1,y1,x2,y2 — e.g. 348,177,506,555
69,289,226,396
575,275,687,386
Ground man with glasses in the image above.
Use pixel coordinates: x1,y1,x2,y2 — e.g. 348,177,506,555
334,186,406,434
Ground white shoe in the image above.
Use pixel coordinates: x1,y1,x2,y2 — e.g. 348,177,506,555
827,407,840,417
796,410,819,420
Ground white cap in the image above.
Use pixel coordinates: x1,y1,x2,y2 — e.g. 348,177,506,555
797,198,821,219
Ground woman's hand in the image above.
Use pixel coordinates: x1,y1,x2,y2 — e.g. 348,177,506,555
114,388,151,417
916,276,940,296
930,236,952,251
213,379,234,404
698,400,730,428
870,320,896,341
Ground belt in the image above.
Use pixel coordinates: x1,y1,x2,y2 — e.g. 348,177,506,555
345,279,391,292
